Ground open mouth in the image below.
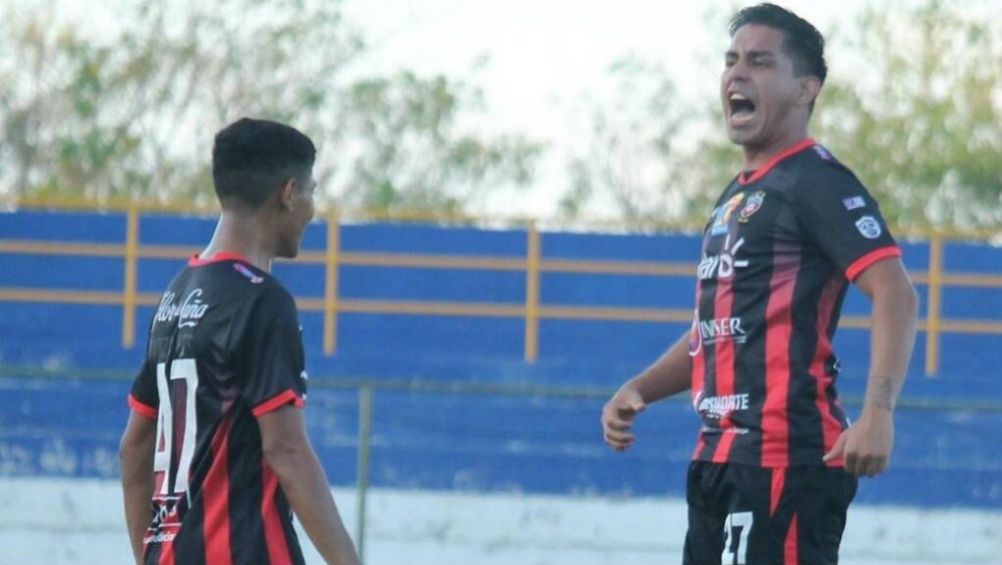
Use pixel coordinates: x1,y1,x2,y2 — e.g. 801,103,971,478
728,93,757,122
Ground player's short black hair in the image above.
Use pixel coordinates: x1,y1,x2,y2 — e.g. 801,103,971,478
729,3,827,84
211,117,317,209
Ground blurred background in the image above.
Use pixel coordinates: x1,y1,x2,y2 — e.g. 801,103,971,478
1,0,1000,564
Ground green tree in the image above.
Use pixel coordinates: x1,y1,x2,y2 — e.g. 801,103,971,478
0,0,539,214
813,0,1002,232
558,57,696,228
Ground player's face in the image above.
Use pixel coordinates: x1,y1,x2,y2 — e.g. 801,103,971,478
720,24,807,150
277,175,316,259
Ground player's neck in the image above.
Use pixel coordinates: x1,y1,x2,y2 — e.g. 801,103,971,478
199,212,275,272
740,128,810,173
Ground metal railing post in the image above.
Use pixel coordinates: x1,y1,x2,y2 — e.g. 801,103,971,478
324,215,341,355
925,233,944,376
355,385,373,560
122,205,140,349
524,222,541,362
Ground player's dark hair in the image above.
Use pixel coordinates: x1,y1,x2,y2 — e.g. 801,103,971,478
211,118,316,209
729,3,827,84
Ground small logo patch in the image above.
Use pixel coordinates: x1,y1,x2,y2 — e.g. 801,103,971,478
843,196,865,211
710,193,745,236
738,191,766,223
233,263,264,283
855,215,882,239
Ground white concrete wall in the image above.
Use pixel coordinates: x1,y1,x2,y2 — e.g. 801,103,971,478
1,478,999,565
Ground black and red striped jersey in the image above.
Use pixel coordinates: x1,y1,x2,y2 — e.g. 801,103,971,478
688,138,901,468
128,252,308,565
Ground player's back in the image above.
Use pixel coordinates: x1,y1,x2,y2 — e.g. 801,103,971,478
129,253,308,565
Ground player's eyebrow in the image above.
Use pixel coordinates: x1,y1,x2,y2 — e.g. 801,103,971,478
725,49,777,59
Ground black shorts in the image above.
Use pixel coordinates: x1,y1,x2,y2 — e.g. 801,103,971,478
683,461,857,565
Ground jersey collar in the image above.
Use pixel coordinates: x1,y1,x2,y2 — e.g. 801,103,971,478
737,138,817,186
188,252,252,267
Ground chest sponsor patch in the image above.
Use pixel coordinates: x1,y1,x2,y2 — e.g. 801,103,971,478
855,215,882,239
737,191,765,223
710,193,745,236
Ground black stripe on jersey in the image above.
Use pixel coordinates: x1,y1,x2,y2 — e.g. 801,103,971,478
786,251,834,463
727,237,774,465
229,414,269,565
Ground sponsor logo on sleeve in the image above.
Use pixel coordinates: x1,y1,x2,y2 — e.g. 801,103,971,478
843,196,866,210
855,215,882,239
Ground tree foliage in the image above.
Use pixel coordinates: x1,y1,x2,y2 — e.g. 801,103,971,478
559,57,695,228
570,1,1001,233
813,0,1002,231
690,1,1002,232
0,0,540,213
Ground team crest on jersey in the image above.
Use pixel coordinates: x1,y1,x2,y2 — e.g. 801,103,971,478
855,215,882,239
737,191,765,223
710,193,745,235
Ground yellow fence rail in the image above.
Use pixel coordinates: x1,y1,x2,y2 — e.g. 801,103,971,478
2,209,1001,376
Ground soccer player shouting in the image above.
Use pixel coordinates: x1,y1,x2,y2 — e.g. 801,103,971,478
120,119,361,565
601,4,918,564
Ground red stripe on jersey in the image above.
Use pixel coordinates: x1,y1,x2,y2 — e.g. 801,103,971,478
762,250,800,467
252,389,305,418
691,435,706,460
188,252,252,267
711,271,737,463
262,462,293,565
812,276,846,466
770,468,786,516
158,537,176,565
845,245,901,281
128,394,158,419
202,417,234,565
738,138,816,186
785,514,799,565
690,281,707,459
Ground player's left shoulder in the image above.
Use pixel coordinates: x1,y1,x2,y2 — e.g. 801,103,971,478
794,143,874,201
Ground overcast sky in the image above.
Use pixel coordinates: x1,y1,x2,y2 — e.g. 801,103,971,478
338,0,960,217
11,0,999,217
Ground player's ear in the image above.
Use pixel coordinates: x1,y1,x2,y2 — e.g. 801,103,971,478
798,75,822,109
277,178,298,211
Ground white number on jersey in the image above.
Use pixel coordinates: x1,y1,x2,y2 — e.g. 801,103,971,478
153,359,199,496
722,511,754,565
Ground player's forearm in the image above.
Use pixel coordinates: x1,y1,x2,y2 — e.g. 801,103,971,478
863,279,919,413
266,444,361,565
120,444,153,564
625,333,693,403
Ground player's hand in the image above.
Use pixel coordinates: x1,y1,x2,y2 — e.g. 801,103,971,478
601,386,646,452
823,407,894,477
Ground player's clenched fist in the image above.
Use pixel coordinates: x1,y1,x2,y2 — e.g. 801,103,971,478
601,386,646,452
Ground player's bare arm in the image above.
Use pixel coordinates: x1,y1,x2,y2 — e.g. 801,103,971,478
602,332,693,451
824,258,918,477
259,405,362,565
119,411,156,565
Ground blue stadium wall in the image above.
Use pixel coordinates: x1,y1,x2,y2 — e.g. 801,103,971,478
1,210,1000,509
